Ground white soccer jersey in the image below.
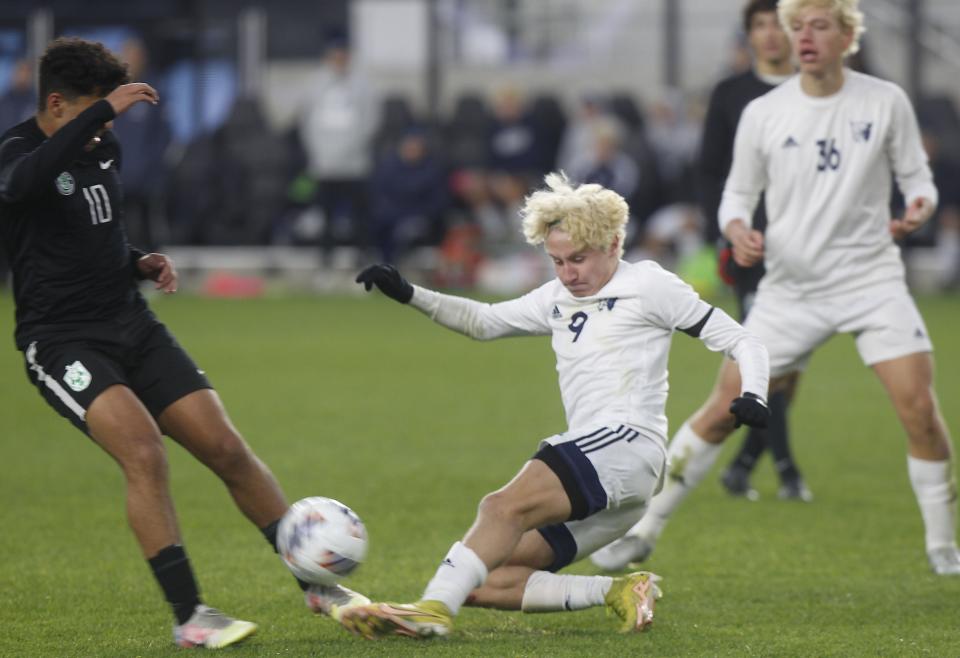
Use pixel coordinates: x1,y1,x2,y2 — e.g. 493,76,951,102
719,70,938,298
410,260,769,445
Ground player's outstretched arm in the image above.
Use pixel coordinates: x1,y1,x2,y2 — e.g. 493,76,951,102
355,264,414,303
0,100,117,202
729,392,769,428
685,303,770,428
355,264,546,341
105,82,159,116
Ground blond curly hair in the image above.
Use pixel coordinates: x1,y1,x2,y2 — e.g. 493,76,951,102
520,172,628,257
778,0,866,56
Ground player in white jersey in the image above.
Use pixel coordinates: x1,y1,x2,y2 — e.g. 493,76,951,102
591,0,960,577
332,173,770,639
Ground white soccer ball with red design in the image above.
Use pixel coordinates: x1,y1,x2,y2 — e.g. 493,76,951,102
277,496,368,586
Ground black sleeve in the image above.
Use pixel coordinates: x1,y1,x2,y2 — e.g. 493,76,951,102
0,99,116,203
697,84,733,245
129,246,148,280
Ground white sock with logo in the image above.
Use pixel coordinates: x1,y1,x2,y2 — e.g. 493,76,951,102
421,541,488,615
520,571,614,612
630,422,722,540
907,455,959,551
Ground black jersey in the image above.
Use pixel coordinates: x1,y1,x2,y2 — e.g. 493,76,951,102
698,69,778,245
0,99,148,349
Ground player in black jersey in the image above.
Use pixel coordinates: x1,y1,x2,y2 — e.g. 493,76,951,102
0,38,366,649
698,0,812,502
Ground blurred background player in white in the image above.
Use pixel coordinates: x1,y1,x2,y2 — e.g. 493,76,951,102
591,0,960,576
700,0,810,502
338,172,770,639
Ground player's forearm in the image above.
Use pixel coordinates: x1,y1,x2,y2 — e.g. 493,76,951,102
718,192,757,237
697,308,770,397
0,100,115,202
409,286,503,341
899,176,938,214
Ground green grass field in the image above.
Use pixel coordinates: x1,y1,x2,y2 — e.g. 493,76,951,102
1,291,958,657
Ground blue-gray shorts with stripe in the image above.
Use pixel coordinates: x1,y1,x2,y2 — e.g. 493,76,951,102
533,424,666,571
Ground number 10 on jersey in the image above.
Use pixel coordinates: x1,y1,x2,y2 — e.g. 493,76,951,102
82,184,113,225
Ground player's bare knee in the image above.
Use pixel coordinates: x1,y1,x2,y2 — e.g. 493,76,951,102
477,490,523,527
204,432,254,479
119,437,169,481
899,392,940,441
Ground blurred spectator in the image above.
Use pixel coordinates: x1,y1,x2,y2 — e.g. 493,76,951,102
629,203,718,300
529,92,567,173
369,127,450,263
484,171,530,251
917,130,960,289
645,90,702,204
632,203,705,273
487,85,543,175
297,34,378,259
167,98,295,246
0,58,34,286
372,94,416,161
112,38,171,249
165,131,222,244
218,99,297,245
608,92,646,134
557,93,609,174
566,116,640,203
0,59,34,131
444,92,492,171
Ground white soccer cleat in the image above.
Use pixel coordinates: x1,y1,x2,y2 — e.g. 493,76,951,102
927,546,960,576
305,583,371,619
777,478,814,502
720,466,760,501
173,604,257,649
590,534,656,571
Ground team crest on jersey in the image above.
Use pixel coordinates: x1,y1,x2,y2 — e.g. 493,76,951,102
63,361,92,392
55,171,76,196
551,305,562,319
597,297,618,311
850,121,872,142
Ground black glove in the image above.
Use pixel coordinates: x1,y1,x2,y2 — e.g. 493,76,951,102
729,392,769,429
355,264,414,304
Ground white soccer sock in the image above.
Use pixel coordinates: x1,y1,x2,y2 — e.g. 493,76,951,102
421,541,488,615
630,422,723,540
907,455,959,551
520,571,614,612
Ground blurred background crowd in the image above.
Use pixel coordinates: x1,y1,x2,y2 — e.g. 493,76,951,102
1,0,958,294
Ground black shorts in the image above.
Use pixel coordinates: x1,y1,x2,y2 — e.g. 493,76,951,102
21,311,211,434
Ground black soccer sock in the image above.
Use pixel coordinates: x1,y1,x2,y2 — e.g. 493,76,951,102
729,427,766,473
148,544,201,625
261,519,310,591
765,391,800,482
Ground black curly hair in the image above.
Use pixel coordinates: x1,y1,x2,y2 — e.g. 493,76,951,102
743,0,780,33
37,37,129,111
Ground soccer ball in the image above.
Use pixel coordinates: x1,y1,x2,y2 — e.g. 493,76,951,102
277,496,368,586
